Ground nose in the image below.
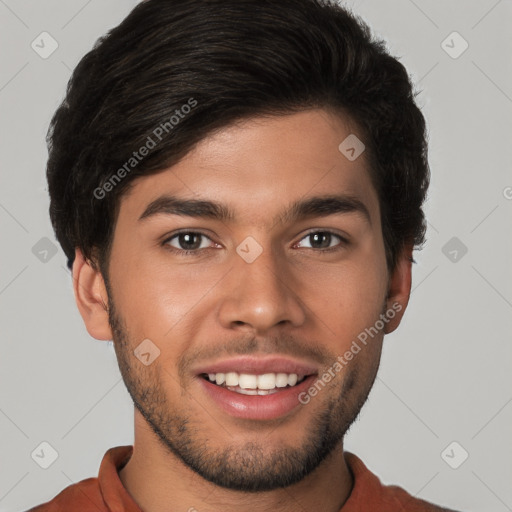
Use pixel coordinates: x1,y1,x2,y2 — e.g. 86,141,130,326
217,242,306,334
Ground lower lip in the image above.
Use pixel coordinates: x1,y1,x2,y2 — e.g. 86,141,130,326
198,375,317,420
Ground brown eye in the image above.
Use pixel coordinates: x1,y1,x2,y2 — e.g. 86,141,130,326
296,231,347,251
163,231,213,254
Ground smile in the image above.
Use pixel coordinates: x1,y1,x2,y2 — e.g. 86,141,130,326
194,356,320,420
202,372,308,395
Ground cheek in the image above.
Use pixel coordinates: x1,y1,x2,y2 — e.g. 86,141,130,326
301,254,388,334
111,255,224,344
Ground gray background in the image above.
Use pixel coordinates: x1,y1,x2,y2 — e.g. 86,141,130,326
1,1,511,511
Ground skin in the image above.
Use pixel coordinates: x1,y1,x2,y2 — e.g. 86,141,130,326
73,108,412,512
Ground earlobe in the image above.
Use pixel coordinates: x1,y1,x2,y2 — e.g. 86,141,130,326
383,245,413,334
72,248,113,341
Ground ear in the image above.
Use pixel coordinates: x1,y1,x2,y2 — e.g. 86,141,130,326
72,248,113,341
383,245,413,334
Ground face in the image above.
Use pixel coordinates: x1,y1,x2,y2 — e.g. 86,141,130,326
81,109,409,491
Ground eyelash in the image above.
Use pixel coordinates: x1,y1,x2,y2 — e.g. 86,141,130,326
161,229,349,256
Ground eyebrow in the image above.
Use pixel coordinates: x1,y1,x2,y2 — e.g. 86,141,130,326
138,193,371,226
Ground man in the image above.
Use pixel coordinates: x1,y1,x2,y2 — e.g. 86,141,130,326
28,0,461,510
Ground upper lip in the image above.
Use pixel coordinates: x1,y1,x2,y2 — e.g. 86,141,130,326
193,356,319,377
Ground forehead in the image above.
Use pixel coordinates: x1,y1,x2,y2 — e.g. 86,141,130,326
118,109,380,227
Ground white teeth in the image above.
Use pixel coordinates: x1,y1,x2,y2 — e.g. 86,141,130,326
238,374,258,389
288,374,298,386
225,372,238,386
257,373,276,389
224,386,280,396
233,387,259,395
275,373,289,388
205,372,305,391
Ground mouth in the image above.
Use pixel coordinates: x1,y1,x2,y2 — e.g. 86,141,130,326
194,357,319,420
200,372,309,395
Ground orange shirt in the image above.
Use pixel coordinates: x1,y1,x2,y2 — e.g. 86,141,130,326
27,445,459,511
